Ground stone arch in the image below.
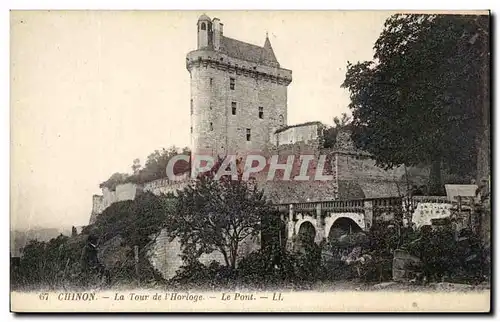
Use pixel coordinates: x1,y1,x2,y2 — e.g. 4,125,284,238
324,212,366,240
327,217,363,242
295,221,316,252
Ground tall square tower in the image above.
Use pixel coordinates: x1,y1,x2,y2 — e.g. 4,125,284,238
186,14,292,157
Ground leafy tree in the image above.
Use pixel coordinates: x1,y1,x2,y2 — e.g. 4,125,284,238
99,146,191,189
87,192,175,283
323,112,352,149
99,172,130,190
92,192,173,249
165,161,272,269
334,113,352,128
342,14,489,194
130,146,191,184
131,158,141,175
14,234,82,288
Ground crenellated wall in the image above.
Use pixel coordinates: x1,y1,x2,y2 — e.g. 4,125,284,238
90,183,141,224
143,175,191,196
90,176,191,224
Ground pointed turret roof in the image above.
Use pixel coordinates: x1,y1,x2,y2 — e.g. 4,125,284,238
261,34,278,64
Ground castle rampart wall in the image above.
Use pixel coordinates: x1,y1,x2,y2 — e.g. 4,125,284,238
142,174,191,196
147,229,260,280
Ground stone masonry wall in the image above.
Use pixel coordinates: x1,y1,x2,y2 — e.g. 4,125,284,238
148,228,260,280
90,195,104,224
143,177,190,196
272,122,321,147
259,127,338,204
101,183,139,210
91,183,140,224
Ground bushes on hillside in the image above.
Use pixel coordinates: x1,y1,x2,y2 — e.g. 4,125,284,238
11,234,87,290
12,192,174,290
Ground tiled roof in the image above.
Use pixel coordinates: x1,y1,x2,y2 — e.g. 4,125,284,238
220,36,279,67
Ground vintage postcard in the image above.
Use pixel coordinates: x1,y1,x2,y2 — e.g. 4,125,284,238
10,10,491,313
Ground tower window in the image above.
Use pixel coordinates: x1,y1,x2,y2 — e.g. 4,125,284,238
190,126,193,133
231,102,237,115
259,106,264,119
246,128,251,141
201,22,206,31
230,78,235,90
210,122,213,131
190,99,193,115
210,78,213,86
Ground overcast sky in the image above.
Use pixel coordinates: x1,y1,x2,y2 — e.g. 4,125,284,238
10,10,393,230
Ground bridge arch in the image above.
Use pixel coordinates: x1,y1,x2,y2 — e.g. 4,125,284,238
327,217,363,241
325,213,365,241
295,220,316,252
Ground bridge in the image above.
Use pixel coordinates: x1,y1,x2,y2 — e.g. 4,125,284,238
273,195,471,251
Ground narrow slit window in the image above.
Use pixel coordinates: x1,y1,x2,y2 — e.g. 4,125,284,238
190,99,193,115
231,102,237,115
230,77,235,90
258,106,264,119
209,122,214,131
210,78,213,86
246,128,251,141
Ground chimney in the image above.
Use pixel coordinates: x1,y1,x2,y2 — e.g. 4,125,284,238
212,18,223,51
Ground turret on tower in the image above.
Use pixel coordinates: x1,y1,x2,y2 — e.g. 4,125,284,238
197,14,212,49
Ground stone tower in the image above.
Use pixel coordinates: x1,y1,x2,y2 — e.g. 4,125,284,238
186,14,292,157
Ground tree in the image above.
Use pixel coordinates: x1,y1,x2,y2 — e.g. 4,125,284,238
131,146,191,184
86,192,174,283
92,192,173,249
342,14,489,194
99,172,130,190
131,158,141,175
323,112,352,149
165,161,272,269
334,113,352,128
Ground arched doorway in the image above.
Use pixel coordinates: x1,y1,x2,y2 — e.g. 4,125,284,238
295,221,316,252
